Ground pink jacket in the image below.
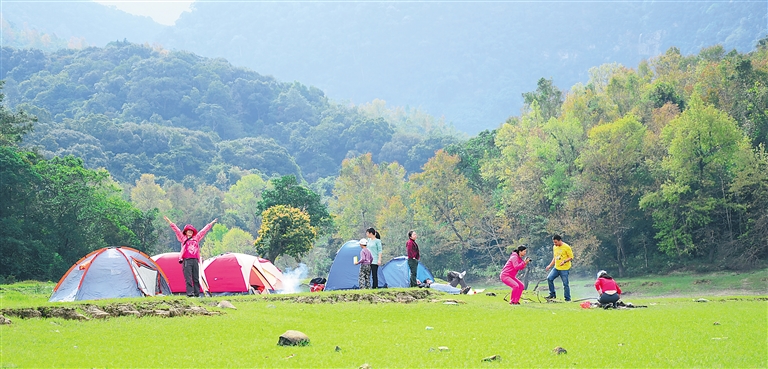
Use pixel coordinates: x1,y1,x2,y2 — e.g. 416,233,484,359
594,277,622,295
170,221,215,261
500,252,526,279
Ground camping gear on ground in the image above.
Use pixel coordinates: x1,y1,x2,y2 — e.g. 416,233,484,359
151,252,209,295
202,253,284,295
379,256,434,288
50,247,171,302
423,281,461,294
309,277,326,292
325,240,386,290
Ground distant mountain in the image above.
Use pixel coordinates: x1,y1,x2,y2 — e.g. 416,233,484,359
0,0,165,47
1,1,765,134
157,1,766,133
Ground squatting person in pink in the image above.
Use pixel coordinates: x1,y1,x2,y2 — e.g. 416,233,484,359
164,216,217,297
500,245,531,305
594,270,622,307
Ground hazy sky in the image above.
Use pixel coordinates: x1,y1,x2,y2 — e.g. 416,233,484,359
93,0,194,25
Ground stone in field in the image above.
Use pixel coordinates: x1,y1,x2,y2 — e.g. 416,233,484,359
217,300,236,309
278,330,310,346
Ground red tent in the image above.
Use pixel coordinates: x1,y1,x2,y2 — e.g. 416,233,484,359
202,253,284,294
151,252,208,294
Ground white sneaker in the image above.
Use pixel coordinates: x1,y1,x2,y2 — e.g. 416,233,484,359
459,271,466,279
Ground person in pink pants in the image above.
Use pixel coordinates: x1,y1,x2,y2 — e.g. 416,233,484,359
500,246,531,305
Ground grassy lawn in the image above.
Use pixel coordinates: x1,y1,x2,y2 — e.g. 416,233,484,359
1,271,766,368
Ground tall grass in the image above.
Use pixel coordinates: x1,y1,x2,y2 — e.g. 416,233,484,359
2,287,766,368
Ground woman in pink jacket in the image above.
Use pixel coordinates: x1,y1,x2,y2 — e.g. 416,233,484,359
594,270,622,308
500,245,531,305
164,216,217,297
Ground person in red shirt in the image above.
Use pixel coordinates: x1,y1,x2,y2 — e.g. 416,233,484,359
406,230,420,287
594,270,622,308
164,216,217,297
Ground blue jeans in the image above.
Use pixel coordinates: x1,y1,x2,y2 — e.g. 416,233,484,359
547,268,571,300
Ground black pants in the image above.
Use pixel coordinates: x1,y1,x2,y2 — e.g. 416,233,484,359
182,258,201,297
408,258,419,287
598,293,620,305
446,271,467,288
371,264,379,289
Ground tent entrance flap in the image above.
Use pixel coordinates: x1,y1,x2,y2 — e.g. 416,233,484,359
249,266,274,291
134,265,158,295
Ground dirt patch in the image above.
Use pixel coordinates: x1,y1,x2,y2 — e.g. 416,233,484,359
1,300,220,321
640,281,663,287
716,297,768,302
257,289,439,304
693,279,712,285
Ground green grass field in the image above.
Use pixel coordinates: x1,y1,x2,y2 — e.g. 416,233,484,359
1,271,766,368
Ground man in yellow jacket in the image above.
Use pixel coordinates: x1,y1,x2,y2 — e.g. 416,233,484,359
545,234,573,301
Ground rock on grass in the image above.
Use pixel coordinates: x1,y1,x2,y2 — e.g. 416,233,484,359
278,330,310,346
552,346,567,354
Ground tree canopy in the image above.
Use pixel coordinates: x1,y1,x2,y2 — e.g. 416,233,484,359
1,43,461,187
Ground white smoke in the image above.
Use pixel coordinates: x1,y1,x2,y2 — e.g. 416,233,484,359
278,263,308,294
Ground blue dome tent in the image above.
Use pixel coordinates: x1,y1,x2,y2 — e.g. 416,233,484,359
379,256,434,288
325,240,386,290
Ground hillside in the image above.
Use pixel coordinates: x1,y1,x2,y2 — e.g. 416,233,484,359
1,43,460,186
1,1,764,133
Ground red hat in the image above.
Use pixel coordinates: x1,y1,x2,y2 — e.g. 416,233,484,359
182,224,198,237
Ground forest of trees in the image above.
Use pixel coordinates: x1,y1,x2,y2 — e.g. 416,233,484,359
329,42,768,279
0,42,461,187
1,40,767,284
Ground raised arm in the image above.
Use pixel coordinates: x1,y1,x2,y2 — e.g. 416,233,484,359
165,216,184,242
194,218,218,241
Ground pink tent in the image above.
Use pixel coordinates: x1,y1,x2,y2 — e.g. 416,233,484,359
202,253,284,294
151,252,208,294
257,257,284,290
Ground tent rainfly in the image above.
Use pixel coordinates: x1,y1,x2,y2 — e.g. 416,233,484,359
202,253,284,295
324,240,387,291
50,247,172,302
151,252,208,294
379,256,435,288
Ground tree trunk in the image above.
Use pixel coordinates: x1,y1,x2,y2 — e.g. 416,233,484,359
615,233,625,277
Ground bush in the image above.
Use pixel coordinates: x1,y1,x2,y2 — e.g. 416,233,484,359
0,275,17,285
